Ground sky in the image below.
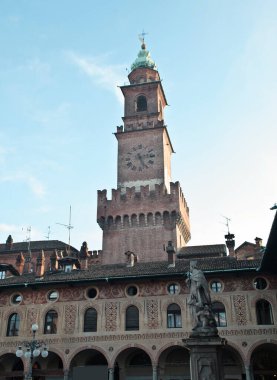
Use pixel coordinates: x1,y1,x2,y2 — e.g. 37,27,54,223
0,0,276,252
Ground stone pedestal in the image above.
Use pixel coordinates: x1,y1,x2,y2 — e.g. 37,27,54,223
184,335,226,380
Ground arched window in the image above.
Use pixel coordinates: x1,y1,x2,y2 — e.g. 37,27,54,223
256,299,273,325
136,95,147,112
167,303,182,328
212,302,227,327
44,310,58,334
125,305,139,331
6,313,20,336
84,308,97,332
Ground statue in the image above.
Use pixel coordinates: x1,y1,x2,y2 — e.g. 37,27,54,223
186,261,217,334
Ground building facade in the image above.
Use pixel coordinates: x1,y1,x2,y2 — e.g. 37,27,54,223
0,41,276,380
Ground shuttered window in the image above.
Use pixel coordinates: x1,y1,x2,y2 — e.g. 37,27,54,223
84,308,97,332
126,305,139,331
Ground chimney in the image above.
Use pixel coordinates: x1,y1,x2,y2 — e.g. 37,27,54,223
50,250,59,271
16,252,25,274
255,237,263,247
5,235,13,250
166,241,176,267
225,233,235,257
36,250,45,277
79,242,89,270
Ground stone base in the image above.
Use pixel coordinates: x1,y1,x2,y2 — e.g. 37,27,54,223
183,335,227,380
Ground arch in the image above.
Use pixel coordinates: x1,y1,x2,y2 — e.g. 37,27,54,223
250,343,277,379
256,299,274,325
167,303,182,328
32,351,64,377
139,213,145,227
84,307,97,332
158,345,190,379
0,353,24,378
125,305,139,331
44,309,58,334
115,215,121,228
221,345,245,378
131,214,137,227
6,313,20,336
107,215,113,228
163,211,170,223
69,348,108,378
155,212,162,225
171,210,177,223
212,301,227,327
147,212,153,226
123,214,129,227
136,95,147,112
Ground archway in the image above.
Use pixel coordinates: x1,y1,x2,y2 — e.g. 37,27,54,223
31,351,63,380
69,349,108,380
158,345,190,380
0,353,24,380
251,343,277,379
222,346,244,379
114,347,152,380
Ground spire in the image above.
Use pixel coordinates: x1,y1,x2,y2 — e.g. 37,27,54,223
131,33,157,71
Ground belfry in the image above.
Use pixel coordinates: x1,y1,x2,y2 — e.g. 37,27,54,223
97,40,191,264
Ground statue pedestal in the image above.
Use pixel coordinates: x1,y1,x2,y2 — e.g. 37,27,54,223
183,334,226,380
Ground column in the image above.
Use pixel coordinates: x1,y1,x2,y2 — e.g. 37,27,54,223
108,367,114,380
63,369,69,380
152,365,158,380
245,364,253,380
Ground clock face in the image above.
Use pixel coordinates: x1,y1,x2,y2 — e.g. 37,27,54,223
124,144,155,171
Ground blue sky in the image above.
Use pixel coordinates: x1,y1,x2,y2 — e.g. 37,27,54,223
0,0,276,251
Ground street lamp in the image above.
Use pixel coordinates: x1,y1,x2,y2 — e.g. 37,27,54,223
16,323,48,380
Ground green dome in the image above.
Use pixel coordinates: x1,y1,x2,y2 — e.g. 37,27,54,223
131,43,157,71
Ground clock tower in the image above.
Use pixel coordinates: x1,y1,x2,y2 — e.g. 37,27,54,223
97,40,191,264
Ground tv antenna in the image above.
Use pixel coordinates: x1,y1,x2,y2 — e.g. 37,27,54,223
23,226,32,253
222,215,231,234
45,226,51,240
56,206,73,254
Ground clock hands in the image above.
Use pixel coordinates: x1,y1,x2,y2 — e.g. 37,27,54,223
136,153,148,169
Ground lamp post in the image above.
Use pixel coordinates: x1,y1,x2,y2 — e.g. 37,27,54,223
16,323,48,380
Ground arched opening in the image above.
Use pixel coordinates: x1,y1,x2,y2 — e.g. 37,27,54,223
158,346,190,379
32,352,63,379
256,299,274,325
155,212,162,225
115,215,121,228
147,213,153,226
139,213,145,226
107,215,114,229
167,303,182,328
84,308,97,332
251,343,277,379
136,95,147,112
125,305,139,331
123,215,129,227
114,347,152,380
0,353,24,379
222,346,244,379
212,301,227,327
70,349,108,379
7,313,20,336
44,309,58,334
131,214,137,227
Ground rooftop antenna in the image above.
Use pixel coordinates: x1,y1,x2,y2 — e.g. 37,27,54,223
24,226,32,253
56,206,73,255
45,226,51,240
222,215,231,234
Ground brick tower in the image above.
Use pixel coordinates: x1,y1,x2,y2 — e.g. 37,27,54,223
97,40,190,264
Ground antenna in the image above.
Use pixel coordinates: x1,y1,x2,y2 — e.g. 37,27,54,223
56,206,73,254
24,226,32,253
45,226,51,240
222,215,231,234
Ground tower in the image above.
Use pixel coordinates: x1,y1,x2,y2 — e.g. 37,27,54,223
97,40,190,264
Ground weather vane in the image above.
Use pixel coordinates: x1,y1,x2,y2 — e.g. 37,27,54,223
139,29,148,45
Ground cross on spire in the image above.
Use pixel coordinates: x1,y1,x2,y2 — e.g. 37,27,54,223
139,30,148,48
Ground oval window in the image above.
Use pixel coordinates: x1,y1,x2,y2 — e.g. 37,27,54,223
167,283,179,295
12,294,22,305
254,277,267,290
127,285,138,296
87,287,97,299
210,281,222,293
48,291,58,301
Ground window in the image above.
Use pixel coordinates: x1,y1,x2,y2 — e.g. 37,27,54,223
84,308,97,332
167,283,179,295
125,305,139,331
256,299,273,325
12,294,22,304
127,286,138,296
44,310,58,334
48,291,58,301
210,281,222,293
7,313,20,336
167,303,182,328
87,287,97,299
136,95,147,112
254,277,267,290
0,270,6,279
212,302,227,327
64,264,72,273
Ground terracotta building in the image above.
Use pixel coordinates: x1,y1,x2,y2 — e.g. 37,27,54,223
0,41,276,380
